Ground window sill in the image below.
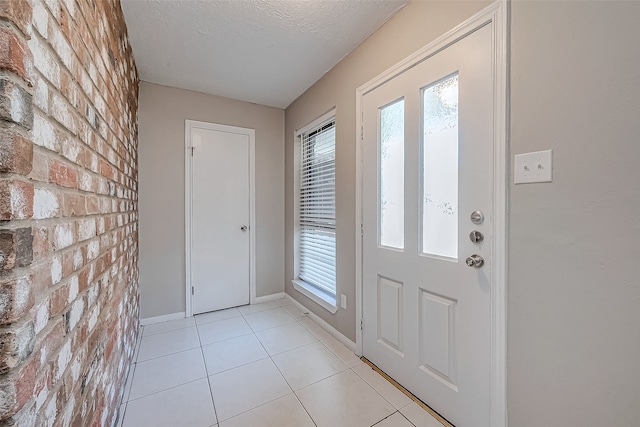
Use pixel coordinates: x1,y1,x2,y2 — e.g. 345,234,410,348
291,280,337,314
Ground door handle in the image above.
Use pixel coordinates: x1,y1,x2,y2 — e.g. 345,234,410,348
466,254,484,268
240,225,248,232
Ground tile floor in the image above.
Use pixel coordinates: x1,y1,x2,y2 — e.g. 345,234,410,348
118,298,442,427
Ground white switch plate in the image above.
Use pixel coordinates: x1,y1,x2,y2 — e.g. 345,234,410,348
340,294,347,310
514,150,553,184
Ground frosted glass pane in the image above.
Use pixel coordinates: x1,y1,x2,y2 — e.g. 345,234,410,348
380,99,404,249
422,74,458,258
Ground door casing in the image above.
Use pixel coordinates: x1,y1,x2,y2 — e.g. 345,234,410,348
184,120,257,317
354,2,508,426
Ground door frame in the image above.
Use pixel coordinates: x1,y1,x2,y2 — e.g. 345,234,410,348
354,2,508,426
184,120,256,317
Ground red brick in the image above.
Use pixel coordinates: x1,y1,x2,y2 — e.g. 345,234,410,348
32,226,49,261
49,283,69,318
0,320,34,375
0,179,34,220
0,27,33,86
62,193,85,216
85,196,99,214
0,129,33,175
0,77,33,129
0,0,32,37
0,227,33,270
98,158,112,179
28,149,49,182
49,160,78,188
0,274,34,324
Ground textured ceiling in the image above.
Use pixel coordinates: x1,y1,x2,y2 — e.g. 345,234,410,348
121,0,408,108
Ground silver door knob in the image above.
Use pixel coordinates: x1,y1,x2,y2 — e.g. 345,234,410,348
240,225,248,232
466,254,484,268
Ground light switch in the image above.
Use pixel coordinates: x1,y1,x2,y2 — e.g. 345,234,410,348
514,150,552,184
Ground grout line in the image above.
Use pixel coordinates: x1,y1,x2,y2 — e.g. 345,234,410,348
361,357,454,427
196,321,221,425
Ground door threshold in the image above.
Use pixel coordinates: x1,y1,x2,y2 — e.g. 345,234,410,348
361,357,454,427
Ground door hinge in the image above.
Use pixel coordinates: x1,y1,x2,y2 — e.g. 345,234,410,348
360,125,363,141
360,318,364,331
191,286,194,295
191,147,195,156
360,223,363,236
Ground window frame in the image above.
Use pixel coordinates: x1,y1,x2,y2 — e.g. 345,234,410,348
293,109,338,313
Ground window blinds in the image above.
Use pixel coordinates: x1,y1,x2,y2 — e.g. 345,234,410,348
299,120,336,295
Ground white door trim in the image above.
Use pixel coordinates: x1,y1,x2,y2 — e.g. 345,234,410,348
354,2,508,426
184,120,256,317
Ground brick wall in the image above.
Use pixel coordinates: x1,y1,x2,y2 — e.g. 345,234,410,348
0,0,139,425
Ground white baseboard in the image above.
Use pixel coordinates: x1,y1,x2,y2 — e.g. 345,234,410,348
285,294,357,353
140,311,185,326
252,292,285,304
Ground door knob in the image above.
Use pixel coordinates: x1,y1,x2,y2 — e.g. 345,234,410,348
240,225,248,232
466,254,484,268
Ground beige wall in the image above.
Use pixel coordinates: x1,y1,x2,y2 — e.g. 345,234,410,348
285,1,490,340
508,2,640,426
286,0,640,425
138,82,285,318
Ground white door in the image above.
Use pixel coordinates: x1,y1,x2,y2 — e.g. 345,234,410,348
362,24,493,426
188,122,253,315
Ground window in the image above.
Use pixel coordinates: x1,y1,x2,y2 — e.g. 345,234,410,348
293,111,337,312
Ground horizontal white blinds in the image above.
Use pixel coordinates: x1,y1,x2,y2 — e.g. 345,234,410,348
299,119,336,295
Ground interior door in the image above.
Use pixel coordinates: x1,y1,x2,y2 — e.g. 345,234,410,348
362,24,493,426
190,125,251,314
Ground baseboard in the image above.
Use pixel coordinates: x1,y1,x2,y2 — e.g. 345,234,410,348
252,292,285,304
139,311,185,326
285,294,357,353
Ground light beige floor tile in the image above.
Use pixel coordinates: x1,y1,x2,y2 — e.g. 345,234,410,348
142,317,195,336
352,364,413,409
299,318,331,340
255,322,317,355
238,301,279,315
296,370,396,427
243,307,296,332
274,297,292,307
219,394,314,427
202,334,268,375
195,307,242,325
272,342,348,390
197,316,252,345
400,402,442,427
129,348,207,400
373,412,415,427
281,304,308,321
320,336,363,367
137,327,200,362
123,379,216,427
209,358,292,421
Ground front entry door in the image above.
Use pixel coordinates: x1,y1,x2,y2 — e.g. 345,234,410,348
189,122,253,315
362,24,493,426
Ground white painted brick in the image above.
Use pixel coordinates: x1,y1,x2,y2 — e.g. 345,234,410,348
51,256,62,285
33,188,58,219
35,302,49,335
67,276,78,303
53,224,73,250
32,0,49,38
77,219,96,242
32,113,57,151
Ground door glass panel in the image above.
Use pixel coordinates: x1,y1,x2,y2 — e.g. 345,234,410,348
422,74,458,258
379,99,404,249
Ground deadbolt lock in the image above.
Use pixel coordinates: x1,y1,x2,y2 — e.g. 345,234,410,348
469,230,484,243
